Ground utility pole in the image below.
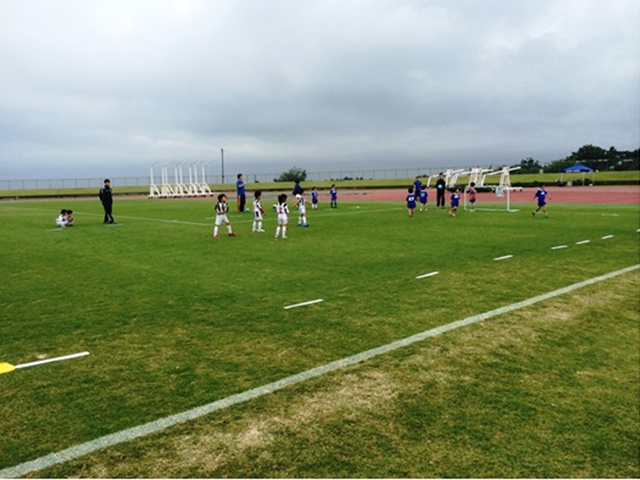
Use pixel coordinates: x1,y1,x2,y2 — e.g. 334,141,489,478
220,148,225,184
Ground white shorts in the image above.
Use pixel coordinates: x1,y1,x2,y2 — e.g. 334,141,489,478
215,214,229,226
254,210,263,221
298,206,306,215
277,213,288,225
56,220,66,227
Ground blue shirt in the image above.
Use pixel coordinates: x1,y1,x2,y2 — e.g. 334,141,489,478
236,179,245,196
451,192,460,207
419,190,428,203
535,188,548,205
406,193,416,209
311,191,318,203
414,179,422,192
330,188,337,200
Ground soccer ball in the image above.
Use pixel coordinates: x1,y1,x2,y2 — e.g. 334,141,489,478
245,208,250,213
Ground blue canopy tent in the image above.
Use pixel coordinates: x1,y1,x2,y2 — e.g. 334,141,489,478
561,164,595,185
563,164,594,173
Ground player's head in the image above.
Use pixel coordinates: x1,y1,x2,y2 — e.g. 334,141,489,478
254,190,262,199
103,179,110,185
438,172,443,177
415,176,420,180
218,193,227,202
408,186,414,193
67,209,73,215
330,184,335,188
470,182,476,187
540,183,545,188
299,188,304,194
237,173,243,179
278,193,287,204
60,209,67,214
312,186,317,191
421,185,426,191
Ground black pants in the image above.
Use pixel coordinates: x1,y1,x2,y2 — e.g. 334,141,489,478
102,202,114,223
238,194,246,213
436,190,445,208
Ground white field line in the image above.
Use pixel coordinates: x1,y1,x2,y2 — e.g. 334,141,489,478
493,255,513,261
551,245,568,250
3,263,638,479
637,228,640,233
1,205,402,227
601,213,620,217
601,235,615,240
284,299,324,310
575,240,591,245
208,207,405,223
416,271,439,279
15,352,90,370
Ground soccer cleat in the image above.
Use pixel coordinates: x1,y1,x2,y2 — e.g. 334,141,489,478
532,211,536,216
213,234,219,239
257,229,265,232
282,235,287,239
228,232,237,237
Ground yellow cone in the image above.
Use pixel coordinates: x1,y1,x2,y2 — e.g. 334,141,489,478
0,362,16,374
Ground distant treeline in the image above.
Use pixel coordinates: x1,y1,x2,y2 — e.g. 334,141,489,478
517,144,639,174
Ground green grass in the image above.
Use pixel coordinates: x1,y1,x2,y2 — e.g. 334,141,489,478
0,197,638,477
1,170,638,198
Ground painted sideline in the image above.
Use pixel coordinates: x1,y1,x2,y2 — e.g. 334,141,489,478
2,264,638,478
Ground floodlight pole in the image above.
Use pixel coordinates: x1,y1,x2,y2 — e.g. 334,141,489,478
221,148,225,184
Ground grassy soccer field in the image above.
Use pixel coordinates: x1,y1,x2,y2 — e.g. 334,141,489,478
0,196,638,477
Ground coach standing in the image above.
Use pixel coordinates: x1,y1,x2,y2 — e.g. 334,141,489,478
236,173,246,213
435,172,446,209
99,178,116,224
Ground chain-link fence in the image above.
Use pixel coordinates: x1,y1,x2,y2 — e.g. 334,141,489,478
0,165,493,190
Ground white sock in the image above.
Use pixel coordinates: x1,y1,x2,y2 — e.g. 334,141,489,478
227,225,233,234
214,226,219,236
258,221,262,230
276,226,281,238
252,221,257,231
282,226,287,237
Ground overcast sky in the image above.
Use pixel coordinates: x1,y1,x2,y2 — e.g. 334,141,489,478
1,0,638,180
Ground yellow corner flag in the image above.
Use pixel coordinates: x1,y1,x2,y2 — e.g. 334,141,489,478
0,362,16,374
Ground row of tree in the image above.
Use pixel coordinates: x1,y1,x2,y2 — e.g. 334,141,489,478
518,144,639,173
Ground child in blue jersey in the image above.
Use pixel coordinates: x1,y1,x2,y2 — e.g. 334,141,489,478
413,176,422,197
467,182,477,212
311,187,319,209
406,187,416,217
449,188,461,216
330,184,338,208
532,184,551,216
419,185,428,212
275,193,289,239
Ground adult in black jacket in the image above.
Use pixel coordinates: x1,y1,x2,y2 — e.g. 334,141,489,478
435,173,446,209
99,179,116,224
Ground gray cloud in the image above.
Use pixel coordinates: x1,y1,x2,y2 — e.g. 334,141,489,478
0,0,638,179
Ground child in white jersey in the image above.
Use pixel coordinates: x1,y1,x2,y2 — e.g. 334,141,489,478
295,190,309,227
274,193,289,239
213,194,237,239
252,191,266,232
